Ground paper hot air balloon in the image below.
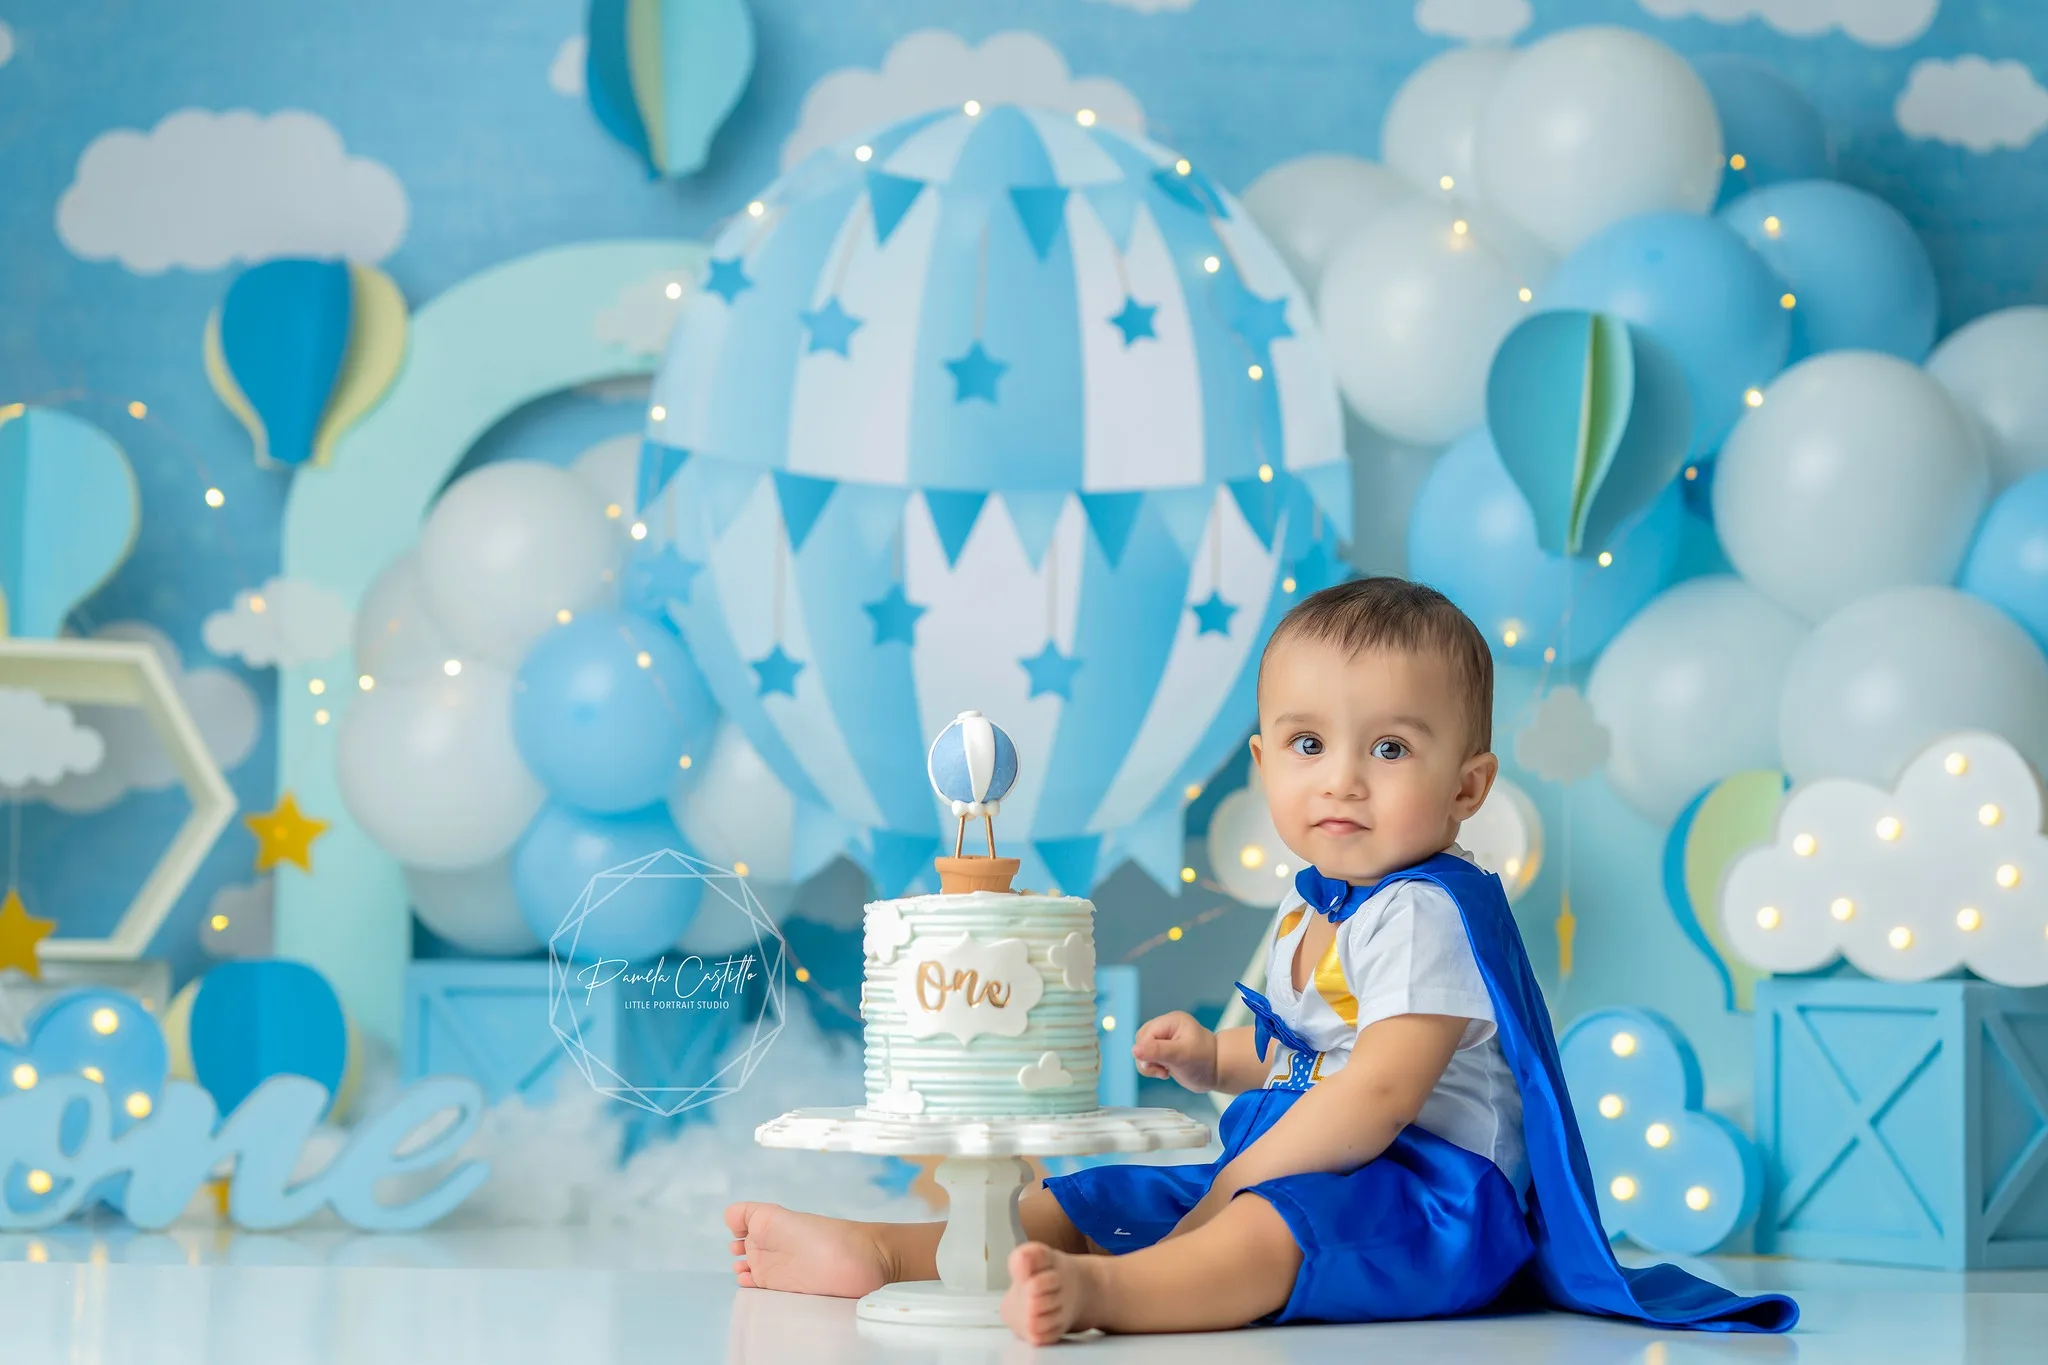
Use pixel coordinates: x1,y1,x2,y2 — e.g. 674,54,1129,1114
585,0,755,179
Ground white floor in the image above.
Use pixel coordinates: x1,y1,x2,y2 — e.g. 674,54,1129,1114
1,1225,2043,1364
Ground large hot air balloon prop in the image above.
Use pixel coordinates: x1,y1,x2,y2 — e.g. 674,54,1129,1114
0,406,138,638
585,0,755,179
641,104,1351,897
205,259,408,469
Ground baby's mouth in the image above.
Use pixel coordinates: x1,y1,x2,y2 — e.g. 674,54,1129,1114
1315,819,1366,836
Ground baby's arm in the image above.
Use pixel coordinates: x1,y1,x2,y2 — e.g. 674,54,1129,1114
1130,1013,1271,1094
1168,1012,1469,1235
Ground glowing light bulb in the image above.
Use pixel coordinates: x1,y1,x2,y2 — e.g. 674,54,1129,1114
11,1064,35,1090
211,913,229,932
556,608,573,624
1684,466,1698,481
1504,857,1522,878
1686,1186,1712,1211
1075,108,1096,127
679,754,692,769
1239,844,1266,870
635,651,653,669
630,521,649,540
1889,926,1914,951
1275,863,1289,878
1203,255,1220,273
205,487,226,508
1258,463,1273,483
1502,628,1520,648
605,503,622,519
1542,648,1556,663
1876,816,1902,841
313,708,330,725
1792,833,1817,857
1518,287,1533,302
1756,905,1780,929
963,99,982,116
443,659,462,677
1780,293,1797,310
1729,153,1747,170
1168,925,1184,941
1282,576,1297,593
248,594,268,614
82,1067,103,1084
91,1008,119,1036
1185,784,1203,801
1176,158,1192,176
1611,1176,1638,1201
26,1170,52,1196
1980,804,2003,827
1180,867,1197,884
733,861,750,877
664,282,682,301
1763,215,1782,236
1439,175,1455,190
1945,752,1969,775
1598,1094,1624,1119
1248,364,1264,380
854,145,873,162
1597,551,1613,567
747,201,765,218
126,1093,152,1119
308,678,327,696
1610,1032,1637,1058
1645,1123,1672,1149
1744,388,1765,408
128,400,148,419
1830,898,1855,922
1101,1015,1116,1031
793,966,809,983
1452,219,1469,236
1997,864,2021,889
1957,906,1982,932
359,674,376,691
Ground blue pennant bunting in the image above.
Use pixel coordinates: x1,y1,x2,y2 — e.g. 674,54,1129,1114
1150,486,1215,561
772,470,837,551
696,457,766,536
868,829,942,899
866,171,927,245
1079,491,1144,566
836,482,911,559
1000,489,1069,569
1227,477,1280,548
1081,181,1139,252
1294,462,1355,543
921,488,988,565
1009,186,1071,262
1035,835,1103,898
637,441,690,513
1113,797,1188,896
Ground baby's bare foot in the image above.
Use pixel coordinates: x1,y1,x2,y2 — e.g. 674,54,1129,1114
725,1201,894,1297
1001,1241,1101,1344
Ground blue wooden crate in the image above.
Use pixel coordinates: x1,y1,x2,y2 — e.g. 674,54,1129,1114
402,960,620,1104
1754,976,2048,1269
1097,964,1139,1110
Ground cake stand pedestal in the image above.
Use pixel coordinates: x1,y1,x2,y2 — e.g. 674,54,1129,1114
754,1105,1211,1328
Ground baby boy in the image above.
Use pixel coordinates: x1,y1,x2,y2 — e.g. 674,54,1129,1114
728,577,1796,1343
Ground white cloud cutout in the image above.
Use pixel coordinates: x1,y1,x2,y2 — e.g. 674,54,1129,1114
0,21,15,68
1515,686,1612,785
1047,930,1095,989
1083,0,1197,11
865,902,914,963
868,1076,926,1115
200,879,276,959
1722,732,2048,986
203,576,353,668
56,108,409,274
1897,56,2048,153
1415,0,1533,42
781,29,1145,170
1635,0,1937,47
0,688,104,788
1017,1050,1077,1090
550,36,587,97
29,622,259,813
595,268,696,357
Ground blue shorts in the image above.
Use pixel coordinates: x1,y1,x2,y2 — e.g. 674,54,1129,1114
1040,1086,1534,1325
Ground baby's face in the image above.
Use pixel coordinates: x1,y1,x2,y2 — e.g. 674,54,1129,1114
1250,637,1497,886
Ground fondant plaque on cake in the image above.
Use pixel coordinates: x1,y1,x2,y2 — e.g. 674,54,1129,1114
892,933,1044,1041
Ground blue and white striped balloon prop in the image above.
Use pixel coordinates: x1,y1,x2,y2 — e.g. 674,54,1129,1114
928,710,1019,856
641,103,1351,899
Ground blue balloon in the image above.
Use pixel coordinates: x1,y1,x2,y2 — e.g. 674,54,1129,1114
189,961,349,1117
1408,429,1685,666
1545,214,1790,455
513,609,718,814
514,802,703,961
1721,181,1939,363
1960,471,2048,655
1691,56,1831,209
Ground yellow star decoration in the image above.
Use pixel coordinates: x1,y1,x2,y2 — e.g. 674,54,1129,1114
244,792,331,873
1555,890,1577,981
0,888,57,979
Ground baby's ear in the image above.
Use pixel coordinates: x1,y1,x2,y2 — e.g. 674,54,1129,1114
1455,751,1498,820
1247,731,1264,773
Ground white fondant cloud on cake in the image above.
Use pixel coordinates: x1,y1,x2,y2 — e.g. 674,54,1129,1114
870,1076,927,1115
864,903,914,963
1047,930,1095,989
1018,1051,1076,1091
892,933,1045,1041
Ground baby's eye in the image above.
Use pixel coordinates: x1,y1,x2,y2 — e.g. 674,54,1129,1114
1289,734,1323,757
1372,739,1408,761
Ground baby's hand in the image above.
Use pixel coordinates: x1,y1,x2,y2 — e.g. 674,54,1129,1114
1131,1011,1219,1093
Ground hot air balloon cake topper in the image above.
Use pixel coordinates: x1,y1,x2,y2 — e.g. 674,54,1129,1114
927,710,1021,895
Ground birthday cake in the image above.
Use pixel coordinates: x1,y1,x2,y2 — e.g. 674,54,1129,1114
858,712,1102,1119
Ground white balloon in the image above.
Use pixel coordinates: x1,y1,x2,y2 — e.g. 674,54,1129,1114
1381,44,1518,198
416,461,619,668
353,553,460,686
1925,305,2048,489
1239,154,1417,298
1207,772,1297,907
1713,352,1988,621
1318,199,1550,445
404,855,540,956
1474,26,1723,255
1456,776,1543,902
335,665,545,870
667,721,795,886
1587,577,1809,823
1778,586,2048,785
569,433,643,517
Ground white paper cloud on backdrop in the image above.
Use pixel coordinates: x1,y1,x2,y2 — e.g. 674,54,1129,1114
1896,56,2048,154
1635,0,1938,48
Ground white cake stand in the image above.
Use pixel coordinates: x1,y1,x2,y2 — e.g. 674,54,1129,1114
754,1105,1212,1327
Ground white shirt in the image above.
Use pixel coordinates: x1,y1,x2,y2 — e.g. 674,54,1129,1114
1255,850,1528,1191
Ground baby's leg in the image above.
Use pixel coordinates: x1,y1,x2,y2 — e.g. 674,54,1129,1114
1001,1191,1300,1343
727,1186,1094,1296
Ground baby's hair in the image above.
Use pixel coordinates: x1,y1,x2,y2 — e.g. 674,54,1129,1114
1260,577,1494,756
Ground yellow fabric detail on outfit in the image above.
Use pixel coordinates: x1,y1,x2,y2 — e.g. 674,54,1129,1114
1276,907,1305,944
1314,939,1357,1027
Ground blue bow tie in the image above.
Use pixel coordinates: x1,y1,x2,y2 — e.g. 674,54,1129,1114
1234,981,1317,1063
1294,865,1377,925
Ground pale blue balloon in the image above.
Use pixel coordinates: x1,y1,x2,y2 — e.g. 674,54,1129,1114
513,803,702,962
1960,471,2048,655
513,608,718,814
1721,181,1939,363
1691,56,1831,210
1545,214,1790,454
1408,429,1686,666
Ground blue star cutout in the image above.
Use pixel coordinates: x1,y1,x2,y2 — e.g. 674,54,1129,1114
1289,541,1345,596
1222,281,1293,362
751,644,805,698
1191,590,1238,636
800,297,863,356
621,544,703,616
1108,296,1158,346
704,257,752,304
862,582,927,646
945,341,1009,403
1019,641,1083,700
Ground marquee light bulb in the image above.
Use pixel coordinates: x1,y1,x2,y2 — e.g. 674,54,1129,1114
1611,1176,1638,1201
1830,898,1855,922
1957,907,1982,932
1792,833,1817,857
1889,926,1914,950
1645,1123,1672,1149
1610,1032,1637,1058
1945,752,1969,775
1876,816,1902,841
1686,1186,1712,1211
1598,1094,1624,1119
1756,905,1781,929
